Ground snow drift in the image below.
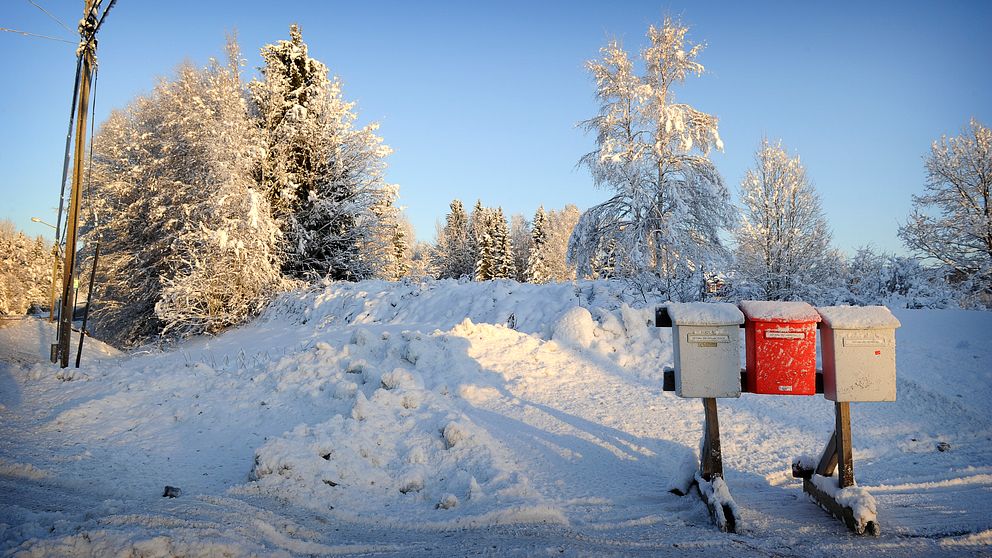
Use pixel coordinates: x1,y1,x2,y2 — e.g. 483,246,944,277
1,279,990,556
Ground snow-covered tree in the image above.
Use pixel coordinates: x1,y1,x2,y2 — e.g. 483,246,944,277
470,204,514,281
473,210,495,281
379,211,412,281
569,18,734,299
544,204,580,282
407,240,433,279
432,199,473,279
845,246,957,308
509,213,531,282
492,207,515,280
526,206,550,283
251,24,395,281
468,199,487,278
0,221,53,316
733,139,835,302
899,119,992,307
86,40,285,345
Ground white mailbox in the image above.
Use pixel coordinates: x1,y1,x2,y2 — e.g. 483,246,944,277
816,306,901,402
667,302,745,398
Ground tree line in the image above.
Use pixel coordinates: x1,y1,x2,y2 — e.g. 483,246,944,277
80,27,404,346
3,18,988,338
566,16,990,309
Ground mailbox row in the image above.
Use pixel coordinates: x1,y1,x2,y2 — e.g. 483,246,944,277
667,301,901,403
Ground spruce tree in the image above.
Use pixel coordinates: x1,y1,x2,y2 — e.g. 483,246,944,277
433,199,472,279
492,207,515,280
251,24,394,281
526,206,550,283
474,209,495,281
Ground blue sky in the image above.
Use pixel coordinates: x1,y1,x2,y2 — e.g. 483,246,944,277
2,0,990,255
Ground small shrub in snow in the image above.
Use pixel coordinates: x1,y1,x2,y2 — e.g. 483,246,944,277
442,421,472,449
437,494,459,510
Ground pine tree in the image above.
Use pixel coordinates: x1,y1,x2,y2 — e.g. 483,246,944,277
473,207,496,281
0,221,53,315
251,24,394,281
492,207,515,280
569,18,734,299
389,222,410,280
526,206,550,283
733,139,835,302
468,199,487,278
508,213,531,282
433,199,472,279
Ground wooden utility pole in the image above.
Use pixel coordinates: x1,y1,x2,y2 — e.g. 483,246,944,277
57,0,100,368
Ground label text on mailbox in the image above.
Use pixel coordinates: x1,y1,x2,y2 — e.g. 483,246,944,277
765,330,805,339
842,337,886,347
687,334,731,343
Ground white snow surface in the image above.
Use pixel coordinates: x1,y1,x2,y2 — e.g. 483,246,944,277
739,300,821,322
1,280,991,556
665,302,744,326
816,305,902,330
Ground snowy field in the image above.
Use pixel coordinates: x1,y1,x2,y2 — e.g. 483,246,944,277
1,279,990,557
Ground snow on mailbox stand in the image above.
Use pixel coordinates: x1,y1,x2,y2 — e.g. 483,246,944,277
739,301,820,395
816,306,900,402
666,302,745,398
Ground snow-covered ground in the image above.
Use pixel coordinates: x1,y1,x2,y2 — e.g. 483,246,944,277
1,279,990,557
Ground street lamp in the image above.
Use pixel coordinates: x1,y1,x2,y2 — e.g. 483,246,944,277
31,216,60,323
31,216,57,230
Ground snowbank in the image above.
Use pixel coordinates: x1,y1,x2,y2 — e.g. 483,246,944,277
1,281,990,556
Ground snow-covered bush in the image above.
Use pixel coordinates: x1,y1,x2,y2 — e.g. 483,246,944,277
844,246,958,309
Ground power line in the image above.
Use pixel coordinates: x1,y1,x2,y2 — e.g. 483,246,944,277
26,0,73,35
0,26,74,44
95,0,117,33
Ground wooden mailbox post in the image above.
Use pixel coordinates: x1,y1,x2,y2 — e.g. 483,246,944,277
655,304,893,536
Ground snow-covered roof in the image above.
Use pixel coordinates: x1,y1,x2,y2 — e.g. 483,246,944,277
816,306,901,329
739,300,820,323
665,302,744,326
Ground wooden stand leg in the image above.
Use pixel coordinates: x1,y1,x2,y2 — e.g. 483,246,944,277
834,402,855,488
693,397,739,533
700,397,723,481
792,402,879,535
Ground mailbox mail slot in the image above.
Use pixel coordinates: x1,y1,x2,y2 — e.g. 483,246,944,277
816,306,900,402
740,300,821,395
666,302,744,398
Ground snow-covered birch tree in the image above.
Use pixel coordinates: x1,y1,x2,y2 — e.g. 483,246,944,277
86,40,286,345
569,18,734,299
545,205,580,282
899,119,992,306
733,139,835,302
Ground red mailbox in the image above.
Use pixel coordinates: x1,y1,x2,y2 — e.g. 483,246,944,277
740,301,821,395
